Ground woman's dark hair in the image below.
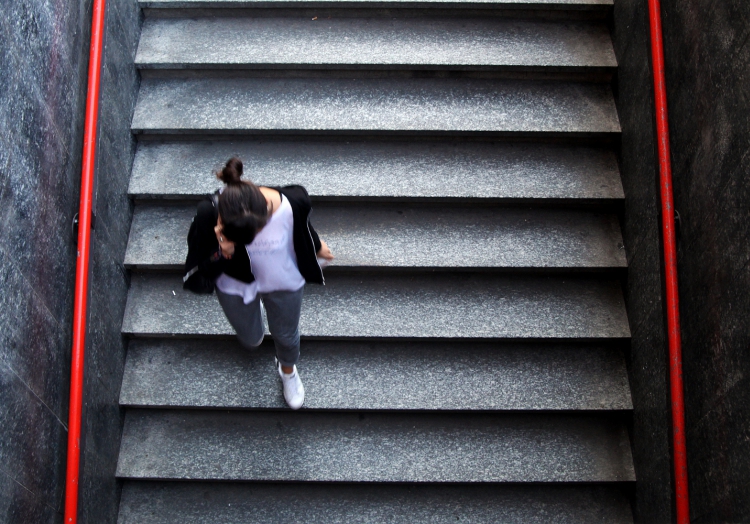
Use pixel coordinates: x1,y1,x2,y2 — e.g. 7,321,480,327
216,157,268,245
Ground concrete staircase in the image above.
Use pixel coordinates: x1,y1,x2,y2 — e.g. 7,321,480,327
116,0,635,521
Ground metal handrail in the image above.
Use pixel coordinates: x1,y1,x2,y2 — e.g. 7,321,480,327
64,0,107,520
646,0,690,522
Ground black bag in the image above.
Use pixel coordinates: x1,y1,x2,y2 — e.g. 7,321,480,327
183,194,219,294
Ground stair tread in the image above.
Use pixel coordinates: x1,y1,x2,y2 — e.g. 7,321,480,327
120,339,632,410
122,273,631,339
137,17,616,70
131,77,620,135
125,203,627,270
129,140,624,201
140,0,614,9
116,409,635,481
118,482,633,524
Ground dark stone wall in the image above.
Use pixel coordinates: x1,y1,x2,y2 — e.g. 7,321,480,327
611,2,674,522
658,2,750,522
614,1,750,522
0,0,140,522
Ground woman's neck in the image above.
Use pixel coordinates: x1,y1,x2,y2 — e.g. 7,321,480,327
259,186,281,215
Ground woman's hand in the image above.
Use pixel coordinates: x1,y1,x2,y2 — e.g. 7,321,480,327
317,239,334,261
215,219,235,259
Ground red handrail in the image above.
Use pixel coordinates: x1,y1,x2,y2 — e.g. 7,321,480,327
63,0,108,520
646,0,690,522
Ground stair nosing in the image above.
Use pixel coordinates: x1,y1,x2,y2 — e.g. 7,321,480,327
131,77,622,135
116,409,635,482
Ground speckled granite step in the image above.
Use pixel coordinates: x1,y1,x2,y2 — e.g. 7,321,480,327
131,77,620,135
128,140,623,201
117,409,634,481
140,0,613,10
118,482,633,524
136,17,616,71
120,339,632,410
122,273,630,339
124,203,626,270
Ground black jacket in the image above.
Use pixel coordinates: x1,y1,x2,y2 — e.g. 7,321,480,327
190,185,324,286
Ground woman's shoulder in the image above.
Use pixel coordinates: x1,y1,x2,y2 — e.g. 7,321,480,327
273,185,312,208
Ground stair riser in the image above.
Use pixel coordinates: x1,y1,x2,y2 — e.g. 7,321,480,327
116,410,635,482
137,17,615,78
128,140,623,202
118,482,633,524
142,3,614,21
124,203,626,271
120,339,633,410
122,273,631,339
131,77,621,135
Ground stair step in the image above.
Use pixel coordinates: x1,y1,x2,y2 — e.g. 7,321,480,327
140,0,614,10
137,17,616,71
125,203,627,270
120,339,632,410
129,140,623,201
131,77,620,135
118,481,632,524
116,409,635,481
122,273,630,339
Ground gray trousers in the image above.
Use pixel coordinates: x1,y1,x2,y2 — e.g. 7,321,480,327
216,286,304,367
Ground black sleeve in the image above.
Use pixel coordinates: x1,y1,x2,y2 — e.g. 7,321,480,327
279,185,323,253
308,219,322,253
191,199,228,279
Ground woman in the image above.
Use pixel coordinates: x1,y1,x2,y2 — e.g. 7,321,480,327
192,157,333,409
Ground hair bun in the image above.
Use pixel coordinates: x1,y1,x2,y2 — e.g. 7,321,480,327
217,156,243,185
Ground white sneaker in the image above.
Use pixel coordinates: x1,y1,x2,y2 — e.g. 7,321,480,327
276,358,305,410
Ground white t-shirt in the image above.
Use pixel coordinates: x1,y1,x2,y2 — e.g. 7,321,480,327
215,194,306,304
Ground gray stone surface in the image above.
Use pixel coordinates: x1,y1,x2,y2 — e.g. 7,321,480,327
0,0,140,520
75,1,143,522
116,0,635,519
131,77,620,134
128,140,624,201
137,17,616,70
120,339,632,410
140,0,614,8
116,409,635,481
118,482,633,524
122,273,631,338
125,203,627,269
611,1,672,521
0,469,61,524
652,2,750,522
0,362,68,515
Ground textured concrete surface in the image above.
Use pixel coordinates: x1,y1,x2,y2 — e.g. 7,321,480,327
140,0,614,8
73,1,143,522
116,409,635,481
122,273,631,339
129,140,624,201
137,17,616,70
120,339,632,410
118,482,633,524
0,468,61,524
0,0,140,521
611,0,672,521
0,362,69,517
116,0,637,519
125,203,626,269
132,77,621,134
655,2,750,522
